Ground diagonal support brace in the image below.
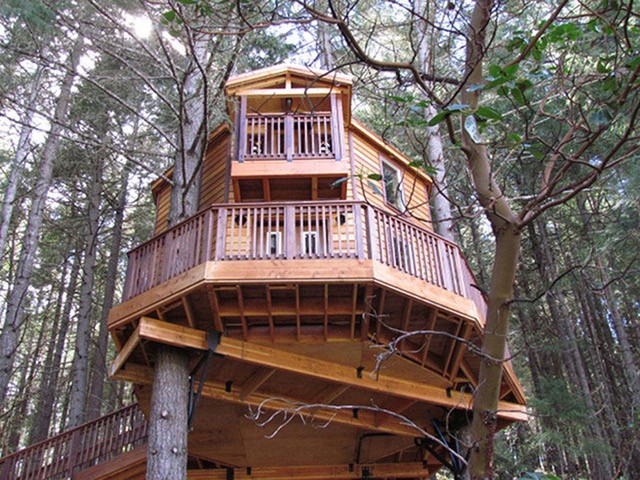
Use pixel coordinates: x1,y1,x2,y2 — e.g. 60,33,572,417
188,331,221,430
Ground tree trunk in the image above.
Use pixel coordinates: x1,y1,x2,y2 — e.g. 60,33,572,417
27,254,73,445
0,39,83,403
415,0,456,242
86,164,130,421
0,65,44,261
147,344,189,480
67,156,103,428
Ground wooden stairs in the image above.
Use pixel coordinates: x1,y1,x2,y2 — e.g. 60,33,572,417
0,404,147,480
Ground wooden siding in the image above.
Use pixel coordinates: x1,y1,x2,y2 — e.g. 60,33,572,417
351,129,432,230
199,131,230,208
153,181,171,235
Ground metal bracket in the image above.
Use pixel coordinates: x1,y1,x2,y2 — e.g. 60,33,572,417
188,331,221,430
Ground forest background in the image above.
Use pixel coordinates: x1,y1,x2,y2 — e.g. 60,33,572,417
0,1,638,479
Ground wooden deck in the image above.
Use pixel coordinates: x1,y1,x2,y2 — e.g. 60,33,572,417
121,201,475,309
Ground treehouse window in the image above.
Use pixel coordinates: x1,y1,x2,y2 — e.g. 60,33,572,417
382,160,404,211
302,231,318,256
268,232,282,256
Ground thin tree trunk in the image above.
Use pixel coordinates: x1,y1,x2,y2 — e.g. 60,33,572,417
415,0,456,242
0,39,83,403
0,66,44,261
86,164,130,420
67,157,103,428
27,256,71,445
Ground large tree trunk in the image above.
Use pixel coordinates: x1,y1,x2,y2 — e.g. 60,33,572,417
67,157,103,428
148,35,211,479
0,39,83,403
147,345,189,480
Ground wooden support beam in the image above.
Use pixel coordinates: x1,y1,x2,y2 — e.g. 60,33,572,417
187,462,432,479
206,286,224,332
232,87,342,98
350,284,358,339
262,178,271,202
447,322,473,381
240,367,276,400
361,285,374,341
315,384,351,404
459,359,478,387
442,321,463,376
323,284,329,341
134,317,528,421
236,286,248,340
295,285,301,341
182,296,196,328
399,299,413,351
114,364,422,438
375,289,386,339
109,325,141,377
420,309,438,368
265,286,275,342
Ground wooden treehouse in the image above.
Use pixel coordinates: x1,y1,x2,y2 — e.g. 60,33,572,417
0,65,526,479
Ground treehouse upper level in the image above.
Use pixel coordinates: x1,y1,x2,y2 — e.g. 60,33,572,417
104,64,526,479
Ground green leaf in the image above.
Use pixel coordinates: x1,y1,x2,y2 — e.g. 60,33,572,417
475,106,503,121
423,165,438,175
508,133,522,143
488,64,502,78
427,111,450,126
596,60,610,74
389,95,408,103
162,10,176,22
408,161,423,168
177,0,198,4
511,87,526,105
367,173,382,181
330,177,349,189
503,63,519,77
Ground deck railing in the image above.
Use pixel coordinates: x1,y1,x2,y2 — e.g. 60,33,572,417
0,404,147,480
241,113,336,161
123,201,486,318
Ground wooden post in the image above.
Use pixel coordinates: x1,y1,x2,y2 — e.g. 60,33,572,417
237,96,247,163
365,205,378,261
330,93,344,161
214,207,227,260
353,204,364,259
285,114,294,162
285,206,296,259
203,208,215,262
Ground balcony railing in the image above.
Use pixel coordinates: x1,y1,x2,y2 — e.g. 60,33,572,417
240,113,338,161
122,202,486,320
0,404,147,480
